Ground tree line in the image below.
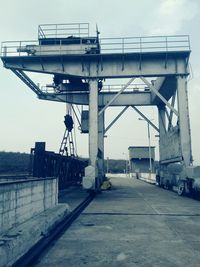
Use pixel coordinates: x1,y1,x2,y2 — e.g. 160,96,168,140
0,151,30,174
0,152,127,174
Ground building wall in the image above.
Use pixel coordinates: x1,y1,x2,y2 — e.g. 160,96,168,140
130,158,154,173
129,146,155,160
0,177,58,235
129,146,155,173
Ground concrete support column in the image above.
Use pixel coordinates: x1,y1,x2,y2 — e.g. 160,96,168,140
98,111,105,184
89,79,99,187
158,105,166,161
177,76,192,166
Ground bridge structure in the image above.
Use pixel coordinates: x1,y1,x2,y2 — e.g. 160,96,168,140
1,23,192,191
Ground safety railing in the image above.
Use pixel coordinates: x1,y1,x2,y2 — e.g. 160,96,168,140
99,35,190,54
38,23,90,39
39,83,150,95
1,38,98,57
1,35,190,57
1,40,38,57
102,83,150,92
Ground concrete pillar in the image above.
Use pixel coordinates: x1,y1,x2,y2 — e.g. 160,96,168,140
89,79,99,187
98,111,105,184
177,76,192,166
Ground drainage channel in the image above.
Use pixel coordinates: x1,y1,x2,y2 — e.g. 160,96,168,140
12,191,96,267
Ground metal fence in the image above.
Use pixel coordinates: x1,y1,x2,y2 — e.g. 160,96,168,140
1,35,190,57
38,23,90,39
31,142,87,189
102,83,150,92
100,35,190,53
39,82,150,95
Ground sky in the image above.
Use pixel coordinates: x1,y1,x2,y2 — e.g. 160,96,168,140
0,0,200,163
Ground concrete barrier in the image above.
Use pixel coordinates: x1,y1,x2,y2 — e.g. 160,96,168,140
0,178,57,234
130,172,156,184
106,173,131,179
0,177,69,267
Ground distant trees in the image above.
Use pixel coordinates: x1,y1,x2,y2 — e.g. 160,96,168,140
0,152,30,174
105,159,127,174
0,151,127,174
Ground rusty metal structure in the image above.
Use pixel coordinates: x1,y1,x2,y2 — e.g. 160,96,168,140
31,142,86,189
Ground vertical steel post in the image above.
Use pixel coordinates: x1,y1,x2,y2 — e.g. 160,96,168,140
147,122,152,172
98,111,105,184
106,157,109,174
177,76,192,166
158,105,166,162
89,79,99,188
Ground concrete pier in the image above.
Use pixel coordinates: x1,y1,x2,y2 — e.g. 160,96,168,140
35,177,200,267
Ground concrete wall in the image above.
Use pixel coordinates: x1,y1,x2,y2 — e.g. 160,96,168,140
130,158,155,173
0,175,31,183
129,146,155,160
0,177,57,235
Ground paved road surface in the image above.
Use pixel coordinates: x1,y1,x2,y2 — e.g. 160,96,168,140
34,177,200,267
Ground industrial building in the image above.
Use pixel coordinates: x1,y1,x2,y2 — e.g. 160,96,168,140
129,146,155,174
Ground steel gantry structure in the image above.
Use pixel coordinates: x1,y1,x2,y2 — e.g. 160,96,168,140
1,23,194,192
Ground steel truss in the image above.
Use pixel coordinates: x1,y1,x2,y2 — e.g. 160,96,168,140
1,23,192,191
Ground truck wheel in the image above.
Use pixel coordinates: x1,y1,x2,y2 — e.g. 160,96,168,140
177,181,185,196
191,189,197,199
164,180,171,190
156,175,160,185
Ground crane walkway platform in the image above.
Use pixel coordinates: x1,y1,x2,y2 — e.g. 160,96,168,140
34,177,200,267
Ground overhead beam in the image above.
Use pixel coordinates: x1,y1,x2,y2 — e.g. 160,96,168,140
165,107,170,122
2,51,190,78
131,106,159,133
151,76,177,105
39,91,151,106
99,78,135,116
105,106,129,133
168,92,176,130
71,105,81,127
151,77,165,102
11,69,43,96
140,76,179,116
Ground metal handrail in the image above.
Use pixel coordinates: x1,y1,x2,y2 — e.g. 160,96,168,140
38,23,90,39
99,35,190,53
40,83,150,95
102,84,149,92
1,35,190,57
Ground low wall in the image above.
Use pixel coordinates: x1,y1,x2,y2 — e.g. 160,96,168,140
0,175,31,183
0,177,57,235
130,172,156,183
106,173,131,178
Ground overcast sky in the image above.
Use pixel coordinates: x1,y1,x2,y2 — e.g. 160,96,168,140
0,0,200,163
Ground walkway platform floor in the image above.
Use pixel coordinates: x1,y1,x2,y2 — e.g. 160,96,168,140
58,185,89,210
35,177,200,267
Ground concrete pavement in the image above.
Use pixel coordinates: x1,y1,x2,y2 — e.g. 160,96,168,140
34,177,200,267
